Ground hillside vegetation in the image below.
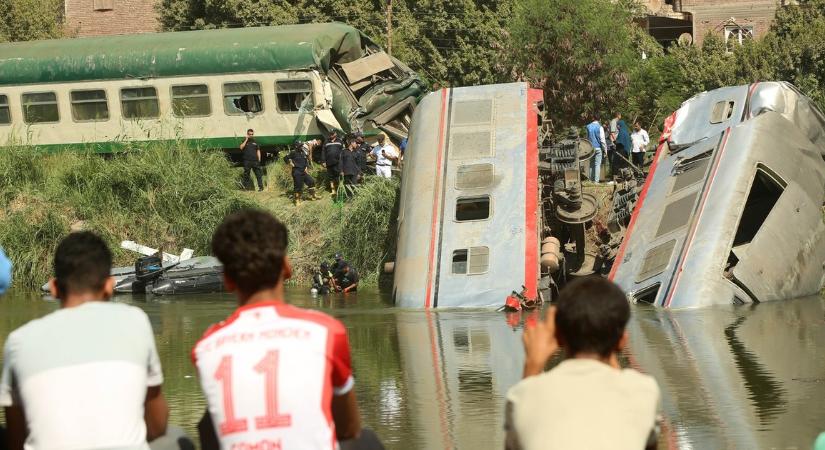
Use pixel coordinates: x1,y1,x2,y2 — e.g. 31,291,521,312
0,144,399,288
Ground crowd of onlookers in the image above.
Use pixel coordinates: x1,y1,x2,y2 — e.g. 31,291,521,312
586,113,650,183
0,210,666,450
240,128,403,204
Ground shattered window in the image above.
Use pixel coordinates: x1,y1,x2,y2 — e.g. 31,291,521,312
120,87,159,119
223,82,263,115
451,247,490,275
452,249,468,274
724,26,754,52
172,84,211,117
276,80,313,112
71,90,109,122
22,92,59,123
0,95,10,124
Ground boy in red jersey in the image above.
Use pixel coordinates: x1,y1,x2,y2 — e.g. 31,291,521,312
193,209,376,450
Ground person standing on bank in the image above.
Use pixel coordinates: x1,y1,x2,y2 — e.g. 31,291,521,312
240,129,264,191
630,122,650,168
284,140,320,205
322,131,345,193
354,134,370,183
586,116,607,183
341,139,361,189
372,134,398,178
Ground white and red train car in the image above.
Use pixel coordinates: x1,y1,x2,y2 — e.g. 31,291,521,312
392,83,543,308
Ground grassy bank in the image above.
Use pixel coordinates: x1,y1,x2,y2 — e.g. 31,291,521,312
0,143,399,288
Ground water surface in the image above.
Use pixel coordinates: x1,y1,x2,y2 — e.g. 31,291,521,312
1,289,824,449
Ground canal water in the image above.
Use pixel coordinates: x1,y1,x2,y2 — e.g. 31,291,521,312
1,288,824,449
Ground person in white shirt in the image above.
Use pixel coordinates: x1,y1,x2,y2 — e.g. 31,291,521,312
371,134,398,178
505,277,660,450
0,232,189,450
630,122,650,168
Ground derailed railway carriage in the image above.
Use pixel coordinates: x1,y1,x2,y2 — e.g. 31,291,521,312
0,23,424,153
611,82,825,308
393,83,543,308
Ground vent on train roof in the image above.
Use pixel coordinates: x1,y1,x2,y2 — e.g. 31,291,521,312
655,191,698,238
671,151,712,193
453,99,494,126
450,130,493,159
636,239,676,283
456,164,494,190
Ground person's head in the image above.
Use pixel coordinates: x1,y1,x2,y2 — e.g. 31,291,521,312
330,131,338,141
343,265,351,274
50,232,114,303
334,253,343,261
247,129,254,137
356,135,364,144
554,277,630,359
377,134,386,144
615,112,622,119
211,209,291,302
633,122,641,132
320,262,329,272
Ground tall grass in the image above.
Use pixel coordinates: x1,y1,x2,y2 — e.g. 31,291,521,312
0,143,399,288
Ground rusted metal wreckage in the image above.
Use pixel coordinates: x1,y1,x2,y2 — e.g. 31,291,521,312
392,81,825,309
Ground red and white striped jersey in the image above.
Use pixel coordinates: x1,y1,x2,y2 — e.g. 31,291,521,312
192,301,354,450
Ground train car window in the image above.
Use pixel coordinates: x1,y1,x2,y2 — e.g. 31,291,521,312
468,246,490,275
71,90,109,122
456,196,491,221
21,92,59,123
276,80,313,112
0,95,10,124
452,250,468,274
171,84,211,117
224,82,263,115
120,87,159,119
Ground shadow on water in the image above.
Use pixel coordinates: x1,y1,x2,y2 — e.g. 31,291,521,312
2,289,825,449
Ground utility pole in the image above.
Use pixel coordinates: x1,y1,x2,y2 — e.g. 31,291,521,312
386,0,393,55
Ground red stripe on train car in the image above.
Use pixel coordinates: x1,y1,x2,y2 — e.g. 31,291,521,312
608,110,678,281
524,89,542,297
424,89,450,309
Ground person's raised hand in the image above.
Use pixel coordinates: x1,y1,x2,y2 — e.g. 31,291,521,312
522,307,559,378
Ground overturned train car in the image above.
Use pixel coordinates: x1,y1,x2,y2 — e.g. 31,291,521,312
392,83,543,308
611,82,825,308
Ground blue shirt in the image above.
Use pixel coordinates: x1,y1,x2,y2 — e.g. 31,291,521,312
0,247,11,295
586,121,605,150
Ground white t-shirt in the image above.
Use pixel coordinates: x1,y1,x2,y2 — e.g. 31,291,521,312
372,143,398,166
192,301,354,450
505,359,660,450
0,302,163,450
631,129,650,153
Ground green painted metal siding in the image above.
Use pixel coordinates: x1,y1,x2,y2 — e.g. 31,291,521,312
0,23,369,86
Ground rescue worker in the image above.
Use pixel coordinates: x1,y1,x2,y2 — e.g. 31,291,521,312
354,134,370,182
339,264,359,293
284,140,320,205
331,253,348,290
371,134,398,178
340,139,361,189
239,128,264,191
322,131,344,193
312,262,333,295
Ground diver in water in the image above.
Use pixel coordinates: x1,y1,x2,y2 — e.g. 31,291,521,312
339,264,359,293
311,262,334,295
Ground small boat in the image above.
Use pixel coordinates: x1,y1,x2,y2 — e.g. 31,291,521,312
114,256,223,295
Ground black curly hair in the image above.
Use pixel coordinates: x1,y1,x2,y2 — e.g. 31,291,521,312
211,209,288,294
54,231,112,296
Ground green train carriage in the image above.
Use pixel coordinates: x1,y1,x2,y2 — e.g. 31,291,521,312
0,23,426,155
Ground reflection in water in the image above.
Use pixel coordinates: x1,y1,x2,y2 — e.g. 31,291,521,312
724,315,786,426
1,290,825,449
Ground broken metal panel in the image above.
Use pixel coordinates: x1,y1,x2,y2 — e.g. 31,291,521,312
669,85,749,150
339,51,395,84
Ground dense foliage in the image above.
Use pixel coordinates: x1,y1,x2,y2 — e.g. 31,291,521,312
0,0,63,42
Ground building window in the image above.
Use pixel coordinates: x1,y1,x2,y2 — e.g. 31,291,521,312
456,195,491,221
452,247,490,275
71,90,109,122
121,87,159,119
93,0,114,11
0,95,10,124
724,26,754,51
224,82,263,115
171,84,211,117
276,80,313,112
21,92,59,124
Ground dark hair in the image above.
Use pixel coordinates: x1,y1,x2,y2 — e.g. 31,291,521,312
53,232,112,295
247,128,254,133
211,209,288,294
555,276,630,358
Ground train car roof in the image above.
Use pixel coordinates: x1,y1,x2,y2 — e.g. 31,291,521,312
0,22,372,86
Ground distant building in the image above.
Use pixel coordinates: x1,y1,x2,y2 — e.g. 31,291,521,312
64,0,159,37
640,0,797,48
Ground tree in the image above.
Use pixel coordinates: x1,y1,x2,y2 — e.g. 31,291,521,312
0,0,63,42
507,0,644,131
